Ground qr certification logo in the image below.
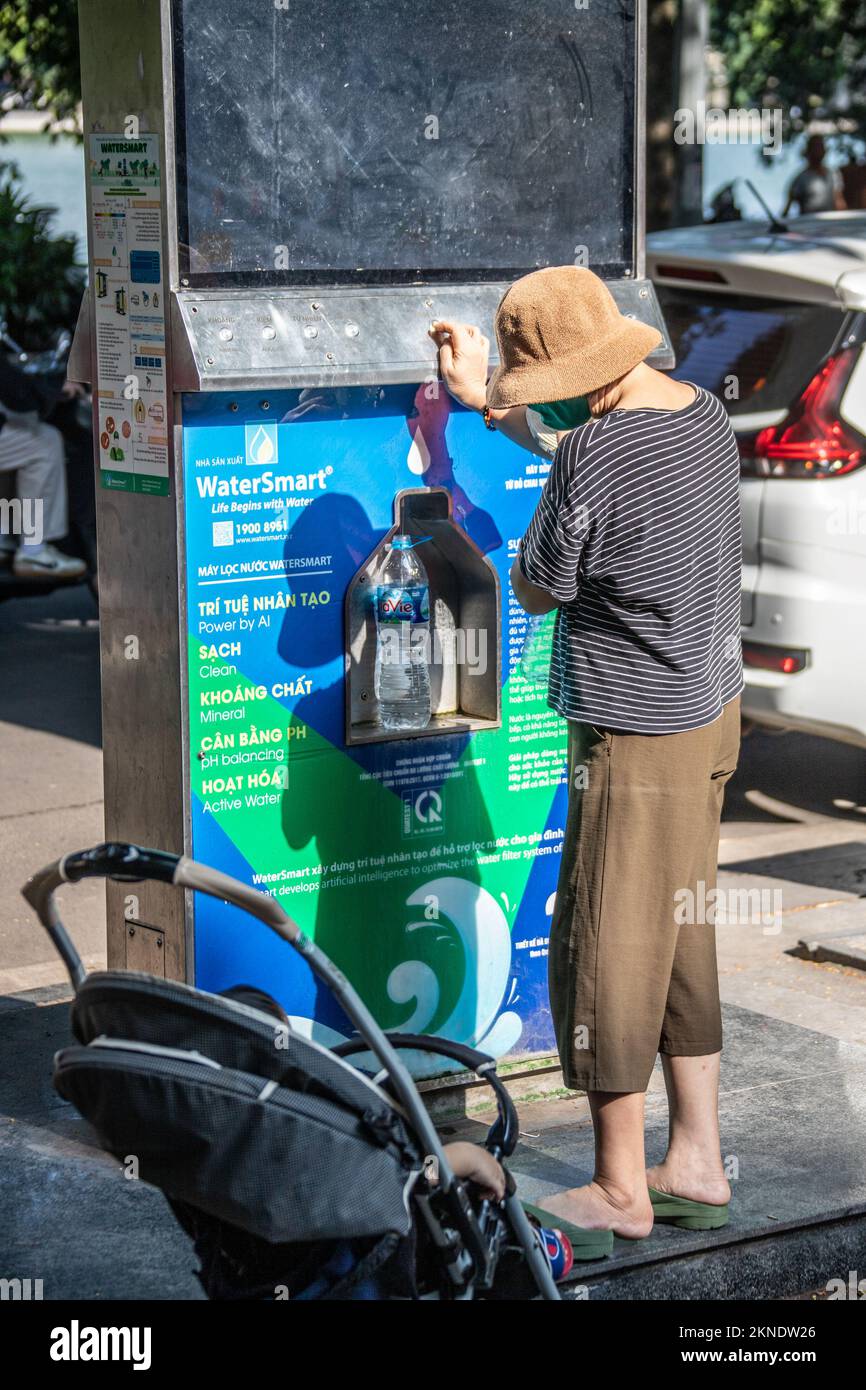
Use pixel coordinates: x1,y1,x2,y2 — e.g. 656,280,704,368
212,520,234,547
402,787,444,838
245,421,278,466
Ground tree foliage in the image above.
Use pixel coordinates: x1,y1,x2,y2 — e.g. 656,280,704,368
710,0,866,124
0,1,80,129
0,159,85,347
2,0,864,134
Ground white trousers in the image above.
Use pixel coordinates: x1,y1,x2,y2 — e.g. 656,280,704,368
0,416,68,546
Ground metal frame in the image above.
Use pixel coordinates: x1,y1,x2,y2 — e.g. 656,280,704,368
169,1,643,294
161,0,198,978
160,0,182,292
634,0,648,281
168,277,670,393
72,0,659,988
77,0,190,976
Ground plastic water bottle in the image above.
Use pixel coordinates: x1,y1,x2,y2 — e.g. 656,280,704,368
519,611,556,686
374,536,432,732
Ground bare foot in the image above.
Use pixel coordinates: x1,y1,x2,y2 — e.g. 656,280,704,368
647,1158,730,1207
538,1180,653,1240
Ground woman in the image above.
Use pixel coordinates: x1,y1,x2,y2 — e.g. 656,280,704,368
430,266,742,1251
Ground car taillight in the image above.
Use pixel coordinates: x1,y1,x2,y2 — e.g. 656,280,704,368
742,642,809,674
654,264,728,285
738,349,865,478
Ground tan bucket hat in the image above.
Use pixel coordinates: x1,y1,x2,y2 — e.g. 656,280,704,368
486,266,662,409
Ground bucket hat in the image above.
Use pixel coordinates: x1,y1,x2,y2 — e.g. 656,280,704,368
486,266,662,408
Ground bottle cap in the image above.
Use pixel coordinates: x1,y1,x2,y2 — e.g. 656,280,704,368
391,534,432,550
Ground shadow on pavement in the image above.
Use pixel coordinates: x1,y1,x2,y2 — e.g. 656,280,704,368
0,992,200,1299
0,584,100,748
721,841,866,898
725,729,866,825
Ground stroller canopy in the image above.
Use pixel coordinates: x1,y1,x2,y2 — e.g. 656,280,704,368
57,972,422,1244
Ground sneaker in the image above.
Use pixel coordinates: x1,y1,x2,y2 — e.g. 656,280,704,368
12,544,87,582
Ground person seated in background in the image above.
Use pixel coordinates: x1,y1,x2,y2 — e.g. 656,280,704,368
783,134,846,216
0,355,87,581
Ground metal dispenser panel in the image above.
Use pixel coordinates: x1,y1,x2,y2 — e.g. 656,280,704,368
171,279,672,391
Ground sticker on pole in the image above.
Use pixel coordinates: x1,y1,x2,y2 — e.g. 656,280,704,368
88,133,169,496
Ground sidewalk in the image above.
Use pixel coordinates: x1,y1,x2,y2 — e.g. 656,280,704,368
0,984,201,1300
2,805,864,1299
1,583,865,1297
461,1001,866,1299
0,586,105,997
451,802,866,1297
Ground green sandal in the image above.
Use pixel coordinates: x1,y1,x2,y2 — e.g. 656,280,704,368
648,1186,729,1231
522,1202,614,1261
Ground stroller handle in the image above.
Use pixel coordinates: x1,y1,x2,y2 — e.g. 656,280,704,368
21,841,466,1204
21,841,299,987
335,1032,520,1159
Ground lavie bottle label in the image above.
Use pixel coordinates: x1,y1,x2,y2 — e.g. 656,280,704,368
376,585,430,624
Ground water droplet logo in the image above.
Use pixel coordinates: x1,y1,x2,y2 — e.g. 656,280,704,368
244,421,278,466
407,425,431,476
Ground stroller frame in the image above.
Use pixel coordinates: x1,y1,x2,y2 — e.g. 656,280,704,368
23,841,560,1301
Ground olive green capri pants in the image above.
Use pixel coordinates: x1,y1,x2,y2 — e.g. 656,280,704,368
548,697,741,1093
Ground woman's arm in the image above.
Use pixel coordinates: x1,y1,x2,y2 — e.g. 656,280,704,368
510,553,559,615
429,318,562,613
489,402,549,455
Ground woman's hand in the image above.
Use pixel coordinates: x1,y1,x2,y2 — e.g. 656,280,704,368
428,318,545,457
428,319,489,413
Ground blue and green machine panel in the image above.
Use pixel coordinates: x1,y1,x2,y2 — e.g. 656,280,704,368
182,385,566,1071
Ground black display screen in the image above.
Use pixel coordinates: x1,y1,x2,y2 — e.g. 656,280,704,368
173,0,637,286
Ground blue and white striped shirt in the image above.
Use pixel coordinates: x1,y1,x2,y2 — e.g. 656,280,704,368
518,386,743,734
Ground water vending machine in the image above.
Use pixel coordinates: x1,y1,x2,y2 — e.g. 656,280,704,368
71,0,671,1071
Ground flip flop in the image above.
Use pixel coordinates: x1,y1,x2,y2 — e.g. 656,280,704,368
522,1201,614,1261
648,1186,729,1231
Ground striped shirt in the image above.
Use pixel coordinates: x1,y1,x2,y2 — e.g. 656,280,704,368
518,385,743,734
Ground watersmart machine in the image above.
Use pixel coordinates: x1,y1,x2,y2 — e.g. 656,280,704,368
70,0,671,1073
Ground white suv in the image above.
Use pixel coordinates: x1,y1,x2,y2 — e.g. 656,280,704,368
647,213,866,749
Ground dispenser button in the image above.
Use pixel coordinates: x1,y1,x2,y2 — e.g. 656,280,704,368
262,326,277,341
218,327,234,341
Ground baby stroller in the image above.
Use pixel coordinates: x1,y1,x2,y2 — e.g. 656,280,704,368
23,841,560,1301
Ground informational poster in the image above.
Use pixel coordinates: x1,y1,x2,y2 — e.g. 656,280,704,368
183,386,568,1073
88,134,169,495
